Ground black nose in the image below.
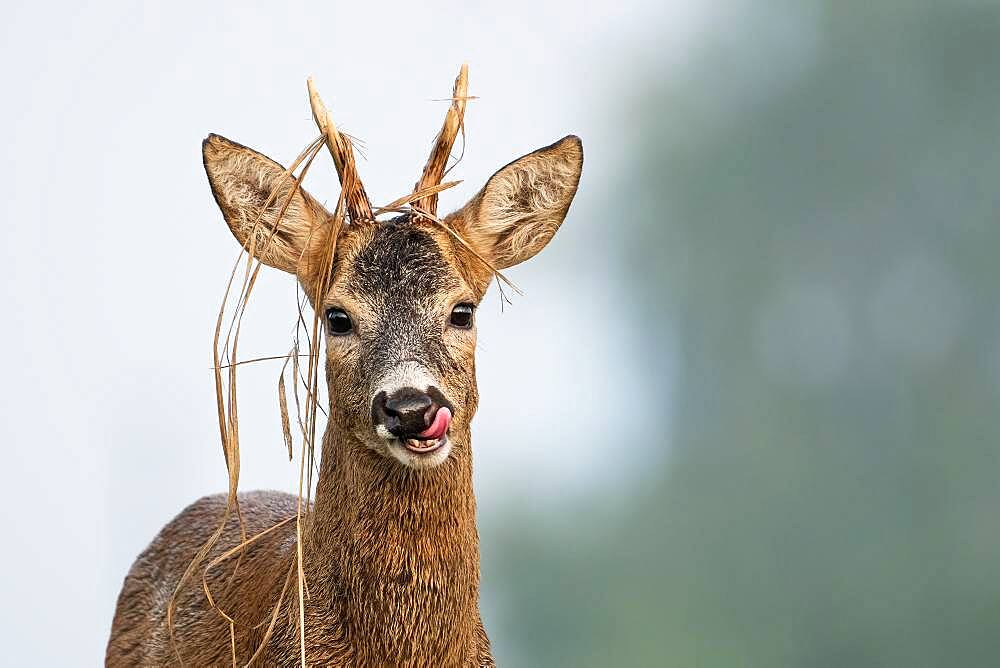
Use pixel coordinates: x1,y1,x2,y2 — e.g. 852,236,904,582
373,388,435,438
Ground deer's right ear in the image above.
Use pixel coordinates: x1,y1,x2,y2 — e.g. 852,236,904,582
203,134,330,274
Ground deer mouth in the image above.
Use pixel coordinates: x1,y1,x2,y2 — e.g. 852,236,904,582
403,406,451,454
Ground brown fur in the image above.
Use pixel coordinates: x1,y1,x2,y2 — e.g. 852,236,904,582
107,130,582,666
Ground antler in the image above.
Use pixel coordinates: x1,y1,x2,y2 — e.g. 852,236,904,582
307,77,373,222
414,64,470,216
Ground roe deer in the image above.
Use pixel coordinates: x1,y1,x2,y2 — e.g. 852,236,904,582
106,66,583,666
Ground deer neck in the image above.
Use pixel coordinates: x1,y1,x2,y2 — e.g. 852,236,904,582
305,423,481,662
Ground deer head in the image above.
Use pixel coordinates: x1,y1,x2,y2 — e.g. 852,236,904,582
201,67,583,471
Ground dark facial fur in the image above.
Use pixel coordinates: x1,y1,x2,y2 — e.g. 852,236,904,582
323,217,490,468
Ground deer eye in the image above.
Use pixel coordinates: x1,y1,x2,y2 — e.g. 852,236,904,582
325,308,353,335
449,303,475,329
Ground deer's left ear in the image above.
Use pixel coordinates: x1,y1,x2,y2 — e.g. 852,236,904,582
451,135,583,269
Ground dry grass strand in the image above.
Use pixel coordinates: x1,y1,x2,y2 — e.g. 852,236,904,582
415,64,470,215
307,77,373,222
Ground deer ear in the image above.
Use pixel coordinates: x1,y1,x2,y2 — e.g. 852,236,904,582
453,135,583,270
203,134,330,274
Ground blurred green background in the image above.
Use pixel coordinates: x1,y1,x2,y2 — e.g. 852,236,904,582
482,1,1000,665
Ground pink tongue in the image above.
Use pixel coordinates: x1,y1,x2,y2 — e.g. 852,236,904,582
418,406,452,440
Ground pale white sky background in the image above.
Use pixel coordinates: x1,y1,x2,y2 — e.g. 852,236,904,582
0,0,716,662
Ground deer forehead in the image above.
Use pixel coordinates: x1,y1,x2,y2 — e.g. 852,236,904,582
342,219,462,304
332,218,474,313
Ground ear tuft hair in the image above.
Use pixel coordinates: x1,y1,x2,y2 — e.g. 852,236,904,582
203,134,330,274
455,135,583,270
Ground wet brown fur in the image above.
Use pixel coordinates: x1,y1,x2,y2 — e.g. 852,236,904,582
107,131,582,666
